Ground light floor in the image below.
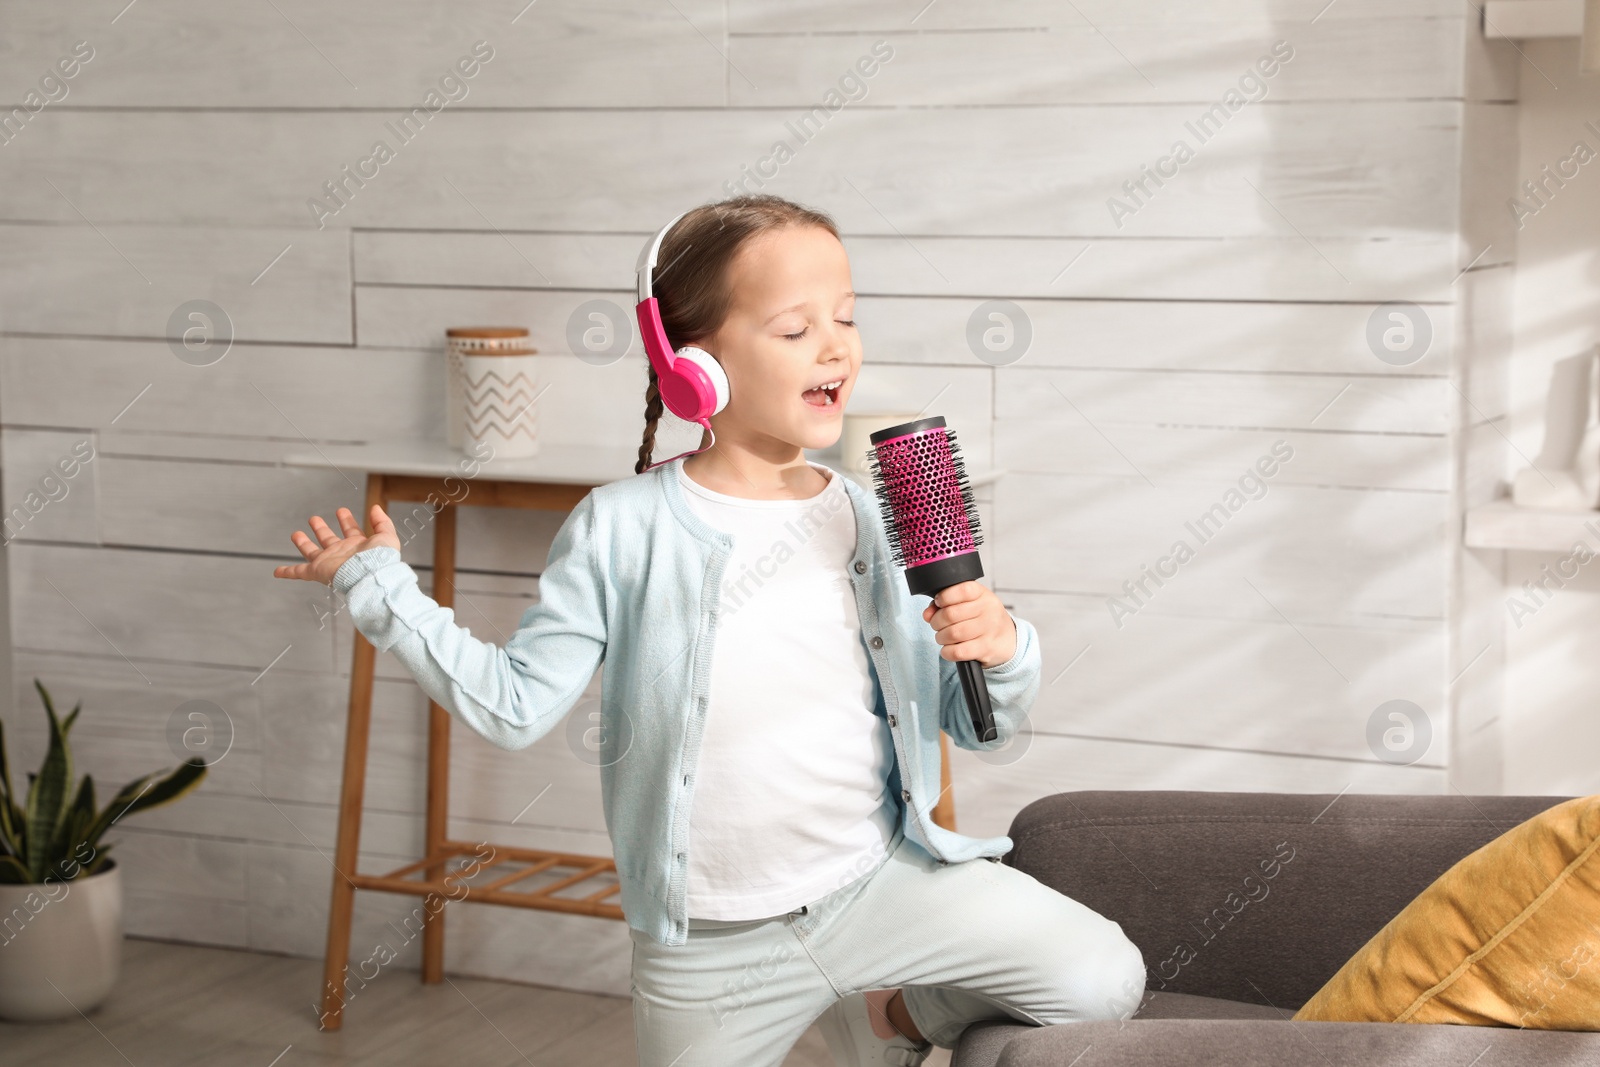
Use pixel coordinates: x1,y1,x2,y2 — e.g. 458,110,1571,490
0,938,954,1066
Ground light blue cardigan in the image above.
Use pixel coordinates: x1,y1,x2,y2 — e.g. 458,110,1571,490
331,455,1042,947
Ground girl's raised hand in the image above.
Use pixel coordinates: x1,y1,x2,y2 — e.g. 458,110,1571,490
274,505,402,585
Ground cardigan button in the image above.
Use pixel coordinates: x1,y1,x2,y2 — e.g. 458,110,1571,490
870,636,884,650
901,789,911,803
887,714,897,727
854,560,867,574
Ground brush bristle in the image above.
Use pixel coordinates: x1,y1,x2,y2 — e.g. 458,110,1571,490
866,425,984,570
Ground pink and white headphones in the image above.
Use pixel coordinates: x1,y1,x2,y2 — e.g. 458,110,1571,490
636,210,730,471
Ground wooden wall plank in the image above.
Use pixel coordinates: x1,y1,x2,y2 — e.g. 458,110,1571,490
123,884,251,947
111,829,248,902
949,732,1446,842
993,473,1449,622
353,262,1461,361
0,0,725,109
444,897,631,997
0,105,1467,242
1,340,438,442
0,224,351,344
356,230,1465,308
355,230,1462,371
353,231,628,289
859,297,1459,375
1,5,1505,108
996,423,1448,492
1,428,99,544
11,544,338,674
1009,590,1446,764
1461,104,1521,277
727,0,1470,32
12,649,615,844
997,367,1449,435
840,233,1470,301
93,456,347,556
730,19,1487,106
356,229,1462,368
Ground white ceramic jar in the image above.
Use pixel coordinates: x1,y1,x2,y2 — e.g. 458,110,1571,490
444,327,536,453
843,411,924,474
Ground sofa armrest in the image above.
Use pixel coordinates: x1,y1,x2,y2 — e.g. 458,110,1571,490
1004,791,1575,1007
958,1019,1598,1067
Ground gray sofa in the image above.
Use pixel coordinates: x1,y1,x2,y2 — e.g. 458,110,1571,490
951,790,1598,1066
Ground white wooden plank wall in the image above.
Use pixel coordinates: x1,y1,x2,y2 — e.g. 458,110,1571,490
1501,37,1600,798
0,0,1521,995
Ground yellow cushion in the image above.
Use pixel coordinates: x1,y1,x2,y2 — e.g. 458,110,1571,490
1293,794,1600,1030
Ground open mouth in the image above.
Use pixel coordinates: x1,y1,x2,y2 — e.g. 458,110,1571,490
802,379,844,408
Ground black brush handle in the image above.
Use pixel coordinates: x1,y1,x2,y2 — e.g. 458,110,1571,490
956,658,997,744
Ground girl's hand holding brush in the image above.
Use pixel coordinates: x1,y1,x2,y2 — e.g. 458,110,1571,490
921,581,1017,670
273,505,402,585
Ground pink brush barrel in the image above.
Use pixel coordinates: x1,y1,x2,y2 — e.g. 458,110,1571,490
867,415,998,742
867,415,986,599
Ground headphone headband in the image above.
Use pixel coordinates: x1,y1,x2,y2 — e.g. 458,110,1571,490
636,210,688,304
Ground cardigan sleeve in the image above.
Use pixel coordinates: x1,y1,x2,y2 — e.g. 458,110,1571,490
330,491,609,751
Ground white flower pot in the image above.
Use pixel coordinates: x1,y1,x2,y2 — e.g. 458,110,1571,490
0,864,122,1022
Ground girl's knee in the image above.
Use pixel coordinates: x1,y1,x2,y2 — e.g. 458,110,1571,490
1095,925,1148,1020
1058,920,1146,1023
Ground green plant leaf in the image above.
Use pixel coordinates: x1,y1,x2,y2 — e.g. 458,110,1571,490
32,678,57,722
0,713,12,805
83,843,114,876
62,701,83,735
0,791,23,862
23,684,72,882
83,758,206,855
0,855,30,884
0,717,19,863
52,775,96,880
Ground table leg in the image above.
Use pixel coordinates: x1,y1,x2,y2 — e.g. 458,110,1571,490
421,502,456,984
933,732,957,831
319,473,385,1031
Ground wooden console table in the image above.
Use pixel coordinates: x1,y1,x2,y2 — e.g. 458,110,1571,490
283,440,978,1030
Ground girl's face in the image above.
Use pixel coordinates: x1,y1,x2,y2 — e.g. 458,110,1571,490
699,223,860,455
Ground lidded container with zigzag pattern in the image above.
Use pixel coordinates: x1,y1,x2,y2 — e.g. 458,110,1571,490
444,327,540,459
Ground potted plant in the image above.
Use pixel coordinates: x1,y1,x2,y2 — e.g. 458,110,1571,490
0,680,206,1022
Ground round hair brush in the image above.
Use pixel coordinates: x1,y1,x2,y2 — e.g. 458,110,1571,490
866,415,997,743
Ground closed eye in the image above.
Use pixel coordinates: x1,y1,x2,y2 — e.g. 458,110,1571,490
784,320,855,340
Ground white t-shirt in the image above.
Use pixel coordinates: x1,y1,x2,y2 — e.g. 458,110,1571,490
678,460,898,920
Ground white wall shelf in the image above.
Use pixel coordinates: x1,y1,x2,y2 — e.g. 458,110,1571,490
1465,499,1600,551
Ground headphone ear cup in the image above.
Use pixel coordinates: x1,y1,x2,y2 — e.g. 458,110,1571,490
673,346,730,417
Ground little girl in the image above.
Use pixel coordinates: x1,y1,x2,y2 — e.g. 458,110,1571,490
274,194,1145,1066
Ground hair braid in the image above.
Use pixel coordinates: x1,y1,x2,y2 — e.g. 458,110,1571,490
635,363,665,475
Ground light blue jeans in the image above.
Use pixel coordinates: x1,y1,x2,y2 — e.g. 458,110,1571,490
629,822,1147,1065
